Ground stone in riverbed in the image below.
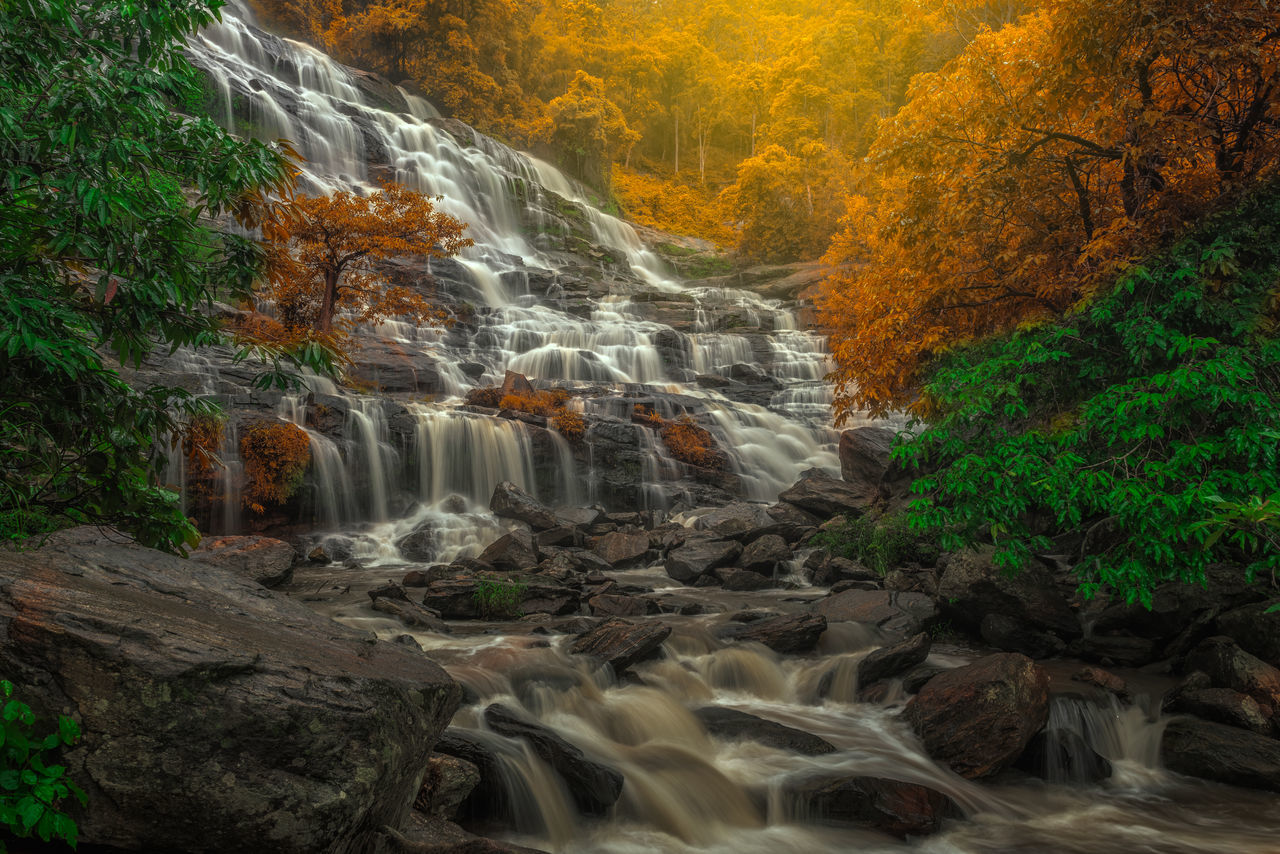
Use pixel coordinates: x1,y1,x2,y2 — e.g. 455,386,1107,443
483,704,624,815
696,502,775,540
191,534,296,587
938,546,1080,639
415,754,481,819
569,617,671,673
722,613,827,654
1185,635,1280,714
903,653,1050,779
716,568,775,591
694,706,836,756
1014,729,1112,784
739,534,791,573
370,583,451,633
1166,686,1273,736
1161,718,1280,792
783,774,960,838
838,426,896,493
588,593,655,618
0,528,461,854
812,589,937,639
664,534,742,584
1215,601,1280,668
490,481,560,531
477,529,540,573
857,632,931,686
778,468,877,519
593,529,650,567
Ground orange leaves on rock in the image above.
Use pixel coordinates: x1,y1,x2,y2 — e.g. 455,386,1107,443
476,387,586,441
551,409,587,443
240,420,311,514
632,405,723,469
498,390,568,417
262,182,472,337
821,0,1280,419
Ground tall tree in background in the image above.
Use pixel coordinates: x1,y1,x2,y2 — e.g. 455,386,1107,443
0,0,300,550
548,72,640,190
821,0,1280,419
263,184,473,335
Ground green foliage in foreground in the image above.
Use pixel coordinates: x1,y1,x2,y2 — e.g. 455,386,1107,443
810,513,939,574
0,681,85,853
473,577,527,619
0,0,328,551
897,185,1280,606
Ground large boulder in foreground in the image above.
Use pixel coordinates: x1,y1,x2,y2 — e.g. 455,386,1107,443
838,426,896,493
0,528,461,854
191,534,296,588
903,653,1049,779
569,618,670,674
1161,718,1280,792
778,468,876,519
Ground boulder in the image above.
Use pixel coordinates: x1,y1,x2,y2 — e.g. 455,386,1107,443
569,618,671,674
812,590,937,639
716,568,775,591
1090,564,1267,644
415,754,481,819
423,579,485,620
1167,687,1273,736
739,534,791,573
903,653,1050,779
477,529,540,573
694,707,836,756
938,547,1080,639
433,731,508,824
500,370,535,396
838,426,896,492
784,774,959,838
664,535,742,584
1216,601,1280,667
587,593,654,618
483,704,624,816
370,584,450,633
1161,718,1280,792
0,528,460,854
696,503,775,540
490,482,559,531
765,502,823,543
778,468,876,519
723,613,827,654
1185,636,1280,713
1068,633,1160,668
980,613,1065,659
1071,667,1130,702
191,535,296,587
593,530,651,567
555,506,605,528
858,633,931,687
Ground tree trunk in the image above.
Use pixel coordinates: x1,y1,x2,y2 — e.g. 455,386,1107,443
674,109,680,176
315,268,339,333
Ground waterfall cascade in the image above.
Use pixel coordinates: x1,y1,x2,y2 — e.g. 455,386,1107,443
171,1,852,563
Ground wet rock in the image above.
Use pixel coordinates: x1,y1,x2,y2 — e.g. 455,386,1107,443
778,468,877,519
483,704,624,816
346,337,444,394
1090,564,1267,645
555,505,605,528
478,529,540,573
1015,729,1112,784
697,502,775,540
740,534,791,573
191,534,296,588
723,613,827,654
1185,636,1280,713
1216,601,1280,667
665,534,742,584
938,546,1080,639
718,568,776,591
980,613,1066,659
570,618,671,673
1071,666,1130,701
397,521,439,563
1161,718,1280,792
588,593,655,618
385,811,548,854
812,589,937,639
858,633,931,686
764,501,822,543
784,774,959,838
534,526,577,548
593,530,651,567
1069,633,1160,668
370,583,451,633
1167,687,1273,735
307,545,332,564
415,754,481,819
902,664,948,695
883,567,939,596
903,653,1050,779
694,706,836,756
434,730,509,824
0,528,461,854
490,481,560,531
500,370,535,396
838,426,896,492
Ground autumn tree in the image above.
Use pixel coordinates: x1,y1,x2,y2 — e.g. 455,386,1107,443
548,71,640,190
821,0,1280,419
264,183,473,335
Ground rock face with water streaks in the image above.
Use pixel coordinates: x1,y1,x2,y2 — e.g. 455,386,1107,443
1161,718,1280,791
903,653,1050,779
0,529,461,854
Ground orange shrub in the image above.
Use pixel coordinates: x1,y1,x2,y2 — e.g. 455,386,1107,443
465,387,504,408
661,416,723,469
240,420,311,514
552,409,586,443
499,390,564,417
182,413,225,499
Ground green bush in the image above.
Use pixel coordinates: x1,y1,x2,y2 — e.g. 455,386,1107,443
809,513,937,574
0,680,85,852
897,183,1280,606
473,577,527,619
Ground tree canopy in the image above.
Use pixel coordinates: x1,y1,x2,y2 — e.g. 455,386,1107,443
0,0,296,549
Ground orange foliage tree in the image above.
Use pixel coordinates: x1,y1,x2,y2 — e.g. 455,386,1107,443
264,183,473,335
240,420,312,514
821,0,1280,419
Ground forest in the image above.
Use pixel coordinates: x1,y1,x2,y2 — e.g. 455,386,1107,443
0,0,1278,852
